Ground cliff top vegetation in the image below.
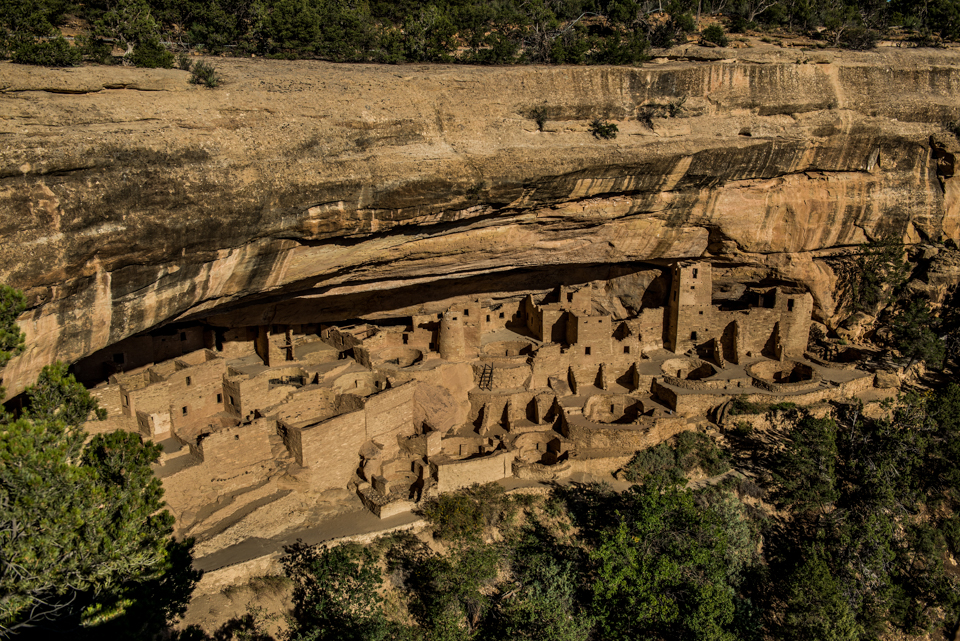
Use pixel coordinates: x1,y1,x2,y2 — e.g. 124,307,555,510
2,0,959,69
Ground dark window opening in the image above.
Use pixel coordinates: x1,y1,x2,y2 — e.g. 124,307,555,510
499,312,505,319
699,311,704,315
624,346,630,354
113,353,125,365
229,395,235,405
691,331,698,340
610,404,615,413
402,334,408,344
186,376,191,386
234,435,240,440
585,346,591,355
463,309,469,316
788,299,795,312
217,393,222,403
486,315,490,322
122,395,128,406
691,286,695,290
182,406,188,415
180,332,187,341
693,268,698,278
567,293,574,302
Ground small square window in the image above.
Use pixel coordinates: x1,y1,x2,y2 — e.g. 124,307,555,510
624,346,630,354
567,293,574,302
463,309,469,316
499,312,505,319
699,311,704,315
691,331,698,340
234,434,240,440
486,315,490,322
182,406,188,415
691,286,695,290
217,393,222,403
585,346,591,355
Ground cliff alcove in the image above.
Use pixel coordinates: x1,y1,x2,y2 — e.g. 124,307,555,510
4,46,960,396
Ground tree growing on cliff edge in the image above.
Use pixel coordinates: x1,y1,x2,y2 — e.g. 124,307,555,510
0,286,198,637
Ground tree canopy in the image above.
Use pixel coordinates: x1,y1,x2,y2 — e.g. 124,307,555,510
6,0,960,67
0,287,198,637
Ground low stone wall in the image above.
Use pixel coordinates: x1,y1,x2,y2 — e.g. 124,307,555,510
566,450,635,478
513,459,573,481
432,450,516,493
652,380,729,416
356,483,417,519
804,351,859,371
660,374,735,391
746,361,821,393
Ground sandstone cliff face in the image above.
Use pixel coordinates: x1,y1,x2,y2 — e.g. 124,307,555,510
2,46,960,394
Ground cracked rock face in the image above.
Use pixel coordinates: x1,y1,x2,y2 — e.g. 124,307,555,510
2,47,960,395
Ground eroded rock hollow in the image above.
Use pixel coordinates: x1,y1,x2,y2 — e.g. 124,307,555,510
3,46,960,394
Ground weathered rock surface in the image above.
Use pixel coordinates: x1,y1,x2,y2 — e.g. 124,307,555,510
3,46,960,394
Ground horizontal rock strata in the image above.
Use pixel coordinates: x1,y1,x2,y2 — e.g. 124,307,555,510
2,45,960,394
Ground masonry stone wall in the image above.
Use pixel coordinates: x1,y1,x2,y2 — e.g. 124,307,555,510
218,327,258,358
364,384,416,443
566,312,613,358
292,410,366,489
194,419,273,467
433,450,516,493
167,351,226,433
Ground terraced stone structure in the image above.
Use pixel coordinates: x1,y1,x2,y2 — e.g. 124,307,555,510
82,260,887,521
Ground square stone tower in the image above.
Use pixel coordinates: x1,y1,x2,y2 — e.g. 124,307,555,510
667,261,712,353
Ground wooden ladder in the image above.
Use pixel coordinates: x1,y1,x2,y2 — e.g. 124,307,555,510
479,365,493,390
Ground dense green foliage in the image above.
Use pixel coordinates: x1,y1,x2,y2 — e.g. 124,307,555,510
0,288,198,636
622,429,731,483
6,0,960,67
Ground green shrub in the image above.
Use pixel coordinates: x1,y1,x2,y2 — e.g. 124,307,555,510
623,431,730,483
11,36,81,66
77,36,114,64
589,118,618,139
420,482,520,541
189,60,221,88
733,421,754,437
702,24,729,46
729,396,765,415
838,27,878,51
529,105,548,131
176,51,193,72
128,37,174,68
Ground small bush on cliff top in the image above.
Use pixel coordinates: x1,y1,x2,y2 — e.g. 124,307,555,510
589,118,618,140
702,24,729,47
11,36,81,66
189,60,221,87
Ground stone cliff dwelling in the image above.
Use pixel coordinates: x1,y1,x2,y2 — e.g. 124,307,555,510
80,261,891,521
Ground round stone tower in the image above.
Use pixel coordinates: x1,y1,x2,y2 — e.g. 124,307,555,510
438,311,466,360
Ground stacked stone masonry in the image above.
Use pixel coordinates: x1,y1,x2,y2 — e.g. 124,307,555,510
82,260,871,518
